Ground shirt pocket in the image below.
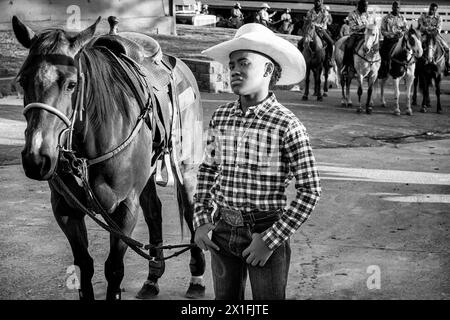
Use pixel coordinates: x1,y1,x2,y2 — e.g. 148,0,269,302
236,128,280,172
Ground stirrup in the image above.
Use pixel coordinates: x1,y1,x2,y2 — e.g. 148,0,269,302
155,152,174,187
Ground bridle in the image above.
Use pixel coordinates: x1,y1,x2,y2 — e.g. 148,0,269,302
355,27,381,65
21,49,195,261
391,33,419,67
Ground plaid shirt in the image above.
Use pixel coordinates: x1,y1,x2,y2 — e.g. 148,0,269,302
381,12,407,38
418,13,442,34
193,93,321,250
347,9,370,34
306,8,332,30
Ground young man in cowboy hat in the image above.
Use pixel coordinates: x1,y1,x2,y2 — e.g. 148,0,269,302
194,23,321,300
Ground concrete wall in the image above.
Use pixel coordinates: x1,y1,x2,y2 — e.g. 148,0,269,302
0,0,176,35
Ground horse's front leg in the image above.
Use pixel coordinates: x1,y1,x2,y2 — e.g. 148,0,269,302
420,76,429,113
105,195,139,300
302,66,311,100
412,74,418,106
436,76,442,113
379,77,387,108
50,189,95,300
323,65,329,97
365,73,377,114
356,75,364,113
405,71,415,115
314,66,323,101
392,78,401,116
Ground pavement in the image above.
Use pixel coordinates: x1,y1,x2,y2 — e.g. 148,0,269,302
0,87,449,300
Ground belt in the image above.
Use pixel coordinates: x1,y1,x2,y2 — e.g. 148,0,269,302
219,207,281,227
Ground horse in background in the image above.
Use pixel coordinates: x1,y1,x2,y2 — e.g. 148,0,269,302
12,16,206,300
412,31,445,113
378,26,423,115
298,18,330,101
335,22,381,113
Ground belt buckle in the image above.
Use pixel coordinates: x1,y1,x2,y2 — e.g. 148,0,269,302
221,208,244,227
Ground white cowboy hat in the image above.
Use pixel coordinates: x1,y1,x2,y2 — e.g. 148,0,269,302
234,2,241,8
261,3,270,9
202,23,305,85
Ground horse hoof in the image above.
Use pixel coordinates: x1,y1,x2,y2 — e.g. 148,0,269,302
366,107,373,114
317,96,323,101
356,107,363,114
393,110,401,116
381,103,386,108
302,96,308,101
406,110,413,116
185,283,206,299
437,109,442,114
106,289,122,300
136,280,160,299
323,92,328,97
348,103,353,108
420,108,427,113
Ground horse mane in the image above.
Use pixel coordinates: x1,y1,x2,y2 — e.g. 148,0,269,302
77,47,134,132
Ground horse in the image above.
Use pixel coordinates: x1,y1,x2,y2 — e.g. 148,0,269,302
298,19,329,101
412,31,445,114
12,16,206,300
334,23,381,113
378,26,423,116
277,19,294,35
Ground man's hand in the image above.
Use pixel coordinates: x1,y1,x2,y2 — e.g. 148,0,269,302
194,223,219,251
242,233,273,267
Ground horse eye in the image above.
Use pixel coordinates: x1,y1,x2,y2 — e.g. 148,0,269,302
67,81,77,91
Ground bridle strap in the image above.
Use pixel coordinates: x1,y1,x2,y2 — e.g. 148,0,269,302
23,102,72,127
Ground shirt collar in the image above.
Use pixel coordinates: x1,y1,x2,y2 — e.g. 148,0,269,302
230,92,277,119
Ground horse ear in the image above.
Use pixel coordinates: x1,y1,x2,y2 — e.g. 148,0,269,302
12,16,35,49
70,16,101,52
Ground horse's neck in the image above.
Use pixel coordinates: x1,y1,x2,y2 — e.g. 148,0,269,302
75,105,139,160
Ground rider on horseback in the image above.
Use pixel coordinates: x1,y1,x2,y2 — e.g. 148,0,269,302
256,3,277,28
305,0,334,67
230,2,244,28
418,3,450,75
281,8,292,25
341,0,370,76
379,1,407,79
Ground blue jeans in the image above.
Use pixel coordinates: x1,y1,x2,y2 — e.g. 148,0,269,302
210,217,291,300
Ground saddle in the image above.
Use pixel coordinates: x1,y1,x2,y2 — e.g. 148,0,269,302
90,16,182,187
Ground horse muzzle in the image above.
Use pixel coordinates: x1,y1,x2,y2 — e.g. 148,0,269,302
21,147,57,181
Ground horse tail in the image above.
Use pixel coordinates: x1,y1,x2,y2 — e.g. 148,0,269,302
171,57,204,239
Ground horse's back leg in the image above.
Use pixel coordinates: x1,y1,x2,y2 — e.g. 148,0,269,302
314,65,323,101
137,176,165,299
176,164,206,299
356,75,364,113
51,190,94,300
436,76,442,113
105,196,139,300
302,66,311,100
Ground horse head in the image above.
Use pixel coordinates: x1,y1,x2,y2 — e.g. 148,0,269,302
12,16,100,180
423,32,439,65
301,19,321,52
363,23,380,54
404,26,423,59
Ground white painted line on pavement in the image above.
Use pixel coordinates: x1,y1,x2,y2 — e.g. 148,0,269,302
319,165,450,185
